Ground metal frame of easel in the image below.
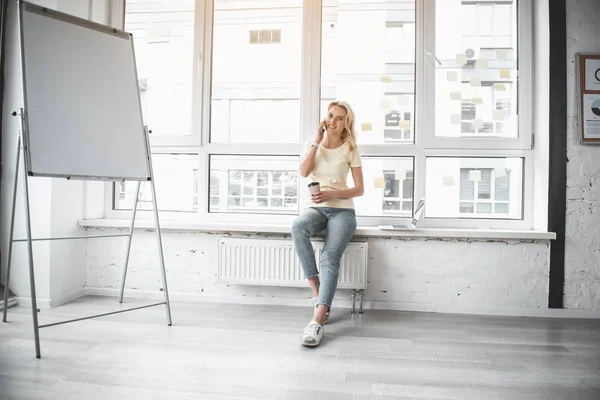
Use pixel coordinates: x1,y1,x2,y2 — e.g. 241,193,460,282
2,109,172,359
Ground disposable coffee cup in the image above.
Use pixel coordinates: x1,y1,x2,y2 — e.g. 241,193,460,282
308,182,320,195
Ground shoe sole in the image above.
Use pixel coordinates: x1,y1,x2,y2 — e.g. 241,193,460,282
301,338,322,347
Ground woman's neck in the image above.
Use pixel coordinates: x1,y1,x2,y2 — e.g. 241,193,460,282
322,135,344,149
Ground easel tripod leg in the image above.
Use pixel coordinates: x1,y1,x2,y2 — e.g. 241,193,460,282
2,136,21,323
20,139,41,358
143,127,172,326
151,178,172,326
119,181,140,303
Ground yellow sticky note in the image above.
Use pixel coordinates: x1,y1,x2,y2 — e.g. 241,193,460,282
496,49,507,60
450,91,462,100
380,98,392,109
374,177,385,189
494,83,506,91
499,69,511,78
361,122,372,131
399,120,411,130
472,119,484,130
380,75,392,83
397,96,409,106
493,110,505,121
450,114,461,124
472,97,483,105
447,71,458,82
476,58,488,69
469,170,481,182
470,77,482,87
456,54,467,66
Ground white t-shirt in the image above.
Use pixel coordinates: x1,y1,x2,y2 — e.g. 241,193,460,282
302,140,362,209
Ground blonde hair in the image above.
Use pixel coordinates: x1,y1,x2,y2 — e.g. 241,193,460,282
328,100,357,152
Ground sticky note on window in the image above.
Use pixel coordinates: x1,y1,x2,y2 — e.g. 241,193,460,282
380,75,392,83
469,170,481,182
374,177,385,188
447,71,458,82
394,170,406,180
456,53,467,66
380,98,392,109
450,114,461,124
499,69,511,79
472,119,484,130
476,58,488,69
470,77,482,87
443,176,454,186
450,91,462,100
495,167,507,177
493,110,505,121
472,97,483,105
494,83,506,91
399,120,411,130
397,96,409,106
361,122,372,131
496,49,507,60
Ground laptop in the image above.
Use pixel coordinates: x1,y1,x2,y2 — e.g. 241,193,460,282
378,198,425,231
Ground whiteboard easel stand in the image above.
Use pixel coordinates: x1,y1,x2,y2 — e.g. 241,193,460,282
2,109,173,359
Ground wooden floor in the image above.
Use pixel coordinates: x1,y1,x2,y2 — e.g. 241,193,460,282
0,296,599,400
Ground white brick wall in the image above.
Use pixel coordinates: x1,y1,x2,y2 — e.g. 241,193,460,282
565,0,600,310
84,228,550,313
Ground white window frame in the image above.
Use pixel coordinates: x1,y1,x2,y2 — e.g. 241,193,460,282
105,0,536,230
422,0,533,150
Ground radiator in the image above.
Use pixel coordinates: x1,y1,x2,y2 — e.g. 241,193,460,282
217,238,368,290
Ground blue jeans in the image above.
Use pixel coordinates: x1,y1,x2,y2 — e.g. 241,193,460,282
291,207,357,308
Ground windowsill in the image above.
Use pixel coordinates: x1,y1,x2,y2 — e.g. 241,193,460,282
78,219,556,240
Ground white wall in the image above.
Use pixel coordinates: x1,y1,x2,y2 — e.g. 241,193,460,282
564,0,600,310
84,228,551,315
0,0,114,307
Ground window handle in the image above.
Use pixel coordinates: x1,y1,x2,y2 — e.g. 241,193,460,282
426,50,442,67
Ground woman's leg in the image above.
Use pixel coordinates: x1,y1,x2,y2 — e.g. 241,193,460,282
291,207,327,297
315,209,357,323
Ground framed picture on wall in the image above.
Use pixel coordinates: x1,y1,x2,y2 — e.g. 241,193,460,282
576,53,600,144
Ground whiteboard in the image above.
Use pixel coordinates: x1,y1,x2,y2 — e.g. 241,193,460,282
19,2,150,181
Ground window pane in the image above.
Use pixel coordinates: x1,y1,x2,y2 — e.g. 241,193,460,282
125,1,195,136
435,0,518,139
321,2,416,145
115,154,198,212
425,158,523,219
210,1,302,144
348,157,414,217
210,155,299,214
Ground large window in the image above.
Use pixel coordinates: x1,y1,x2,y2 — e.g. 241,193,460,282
112,0,534,229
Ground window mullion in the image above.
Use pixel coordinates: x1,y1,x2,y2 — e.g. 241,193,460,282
298,0,322,211
199,0,214,147
421,0,436,149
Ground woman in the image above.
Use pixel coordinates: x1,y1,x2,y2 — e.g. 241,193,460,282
292,100,364,347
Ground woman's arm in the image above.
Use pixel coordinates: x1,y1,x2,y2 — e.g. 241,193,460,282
299,120,327,177
335,166,364,198
299,145,318,178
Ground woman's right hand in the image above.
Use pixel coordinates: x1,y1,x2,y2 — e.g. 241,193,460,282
315,119,326,144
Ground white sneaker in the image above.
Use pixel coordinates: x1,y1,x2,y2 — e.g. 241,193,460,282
301,320,324,347
312,297,330,325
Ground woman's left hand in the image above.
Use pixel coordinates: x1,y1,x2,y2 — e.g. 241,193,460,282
311,190,337,204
